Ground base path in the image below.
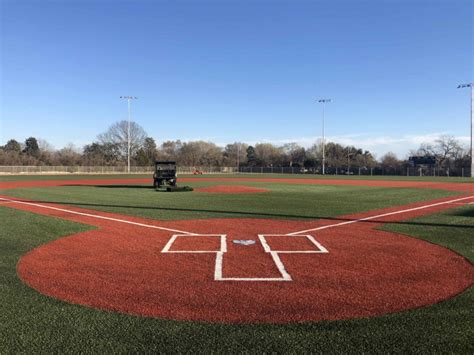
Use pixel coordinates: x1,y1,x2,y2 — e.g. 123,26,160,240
3,193,473,324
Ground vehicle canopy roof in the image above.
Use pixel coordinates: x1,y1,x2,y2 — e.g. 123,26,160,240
155,161,176,165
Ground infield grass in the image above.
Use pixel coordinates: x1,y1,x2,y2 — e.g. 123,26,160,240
1,182,458,221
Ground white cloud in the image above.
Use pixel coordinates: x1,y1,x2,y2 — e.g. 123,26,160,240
242,132,470,159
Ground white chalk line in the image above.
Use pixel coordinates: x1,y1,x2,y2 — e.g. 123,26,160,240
2,194,472,238
287,195,474,236
162,233,327,281
0,197,196,235
2,194,473,282
161,234,226,253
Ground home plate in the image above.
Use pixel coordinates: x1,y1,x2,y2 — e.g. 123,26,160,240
233,239,256,245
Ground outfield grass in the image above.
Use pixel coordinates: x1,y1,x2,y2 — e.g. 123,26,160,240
1,204,472,353
0,172,473,182
1,182,457,221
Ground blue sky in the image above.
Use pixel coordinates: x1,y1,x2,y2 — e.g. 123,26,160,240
1,0,472,158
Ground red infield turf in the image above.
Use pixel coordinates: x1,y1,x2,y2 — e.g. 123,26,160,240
0,193,474,323
1,177,473,323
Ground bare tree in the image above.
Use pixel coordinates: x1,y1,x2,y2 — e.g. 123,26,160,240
324,142,346,169
55,143,82,166
380,152,401,173
434,135,464,166
254,143,283,166
178,141,223,167
97,121,147,162
37,139,54,152
414,135,466,170
157,140,183,161
223,142,248,166
282,143,305,167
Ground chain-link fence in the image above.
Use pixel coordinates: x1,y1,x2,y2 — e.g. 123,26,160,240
238,166,473,177
0,165,471,177
0,165,237,175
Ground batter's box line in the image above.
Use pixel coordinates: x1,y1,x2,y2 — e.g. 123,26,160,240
258,234,329,254
161,234,227,253
161,233,328,282
214,250,291,282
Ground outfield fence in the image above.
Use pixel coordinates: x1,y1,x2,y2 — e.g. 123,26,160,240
238,166,473,177
0,165,472,177
0,165,236,175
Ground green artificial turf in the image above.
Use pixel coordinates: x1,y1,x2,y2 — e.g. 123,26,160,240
0,172,473,182
0,204,472,353
0,173,151,182
1,182,456,221
379,206,474,261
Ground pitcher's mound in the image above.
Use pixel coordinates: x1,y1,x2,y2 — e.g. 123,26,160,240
195,185,270,194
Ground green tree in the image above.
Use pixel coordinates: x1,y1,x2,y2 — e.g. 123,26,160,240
246,146,256,166
134,148,150,166
143,137,157,164
23,137,40,157
3,139,22,153
83,142,121,166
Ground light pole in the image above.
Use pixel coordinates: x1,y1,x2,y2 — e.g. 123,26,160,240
120,96,138,173
317,99,331,175
457,83,473,177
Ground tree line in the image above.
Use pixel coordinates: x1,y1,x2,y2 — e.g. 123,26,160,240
0,121,470,173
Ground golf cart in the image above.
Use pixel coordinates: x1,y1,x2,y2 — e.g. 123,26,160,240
153,161,177,189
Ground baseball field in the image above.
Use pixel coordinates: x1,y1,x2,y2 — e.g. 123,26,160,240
1,173,473,353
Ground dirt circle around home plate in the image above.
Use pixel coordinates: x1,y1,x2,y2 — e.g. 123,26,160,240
194,185,270,193
16,209,474,324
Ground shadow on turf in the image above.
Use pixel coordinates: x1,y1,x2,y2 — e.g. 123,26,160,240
22,198,474,230
65,184,155,189
450,209,474,218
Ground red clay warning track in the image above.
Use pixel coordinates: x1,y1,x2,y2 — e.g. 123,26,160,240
4,192,472,324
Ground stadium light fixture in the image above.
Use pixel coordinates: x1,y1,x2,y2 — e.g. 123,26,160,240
457,83,473,177
120,96,138,173
317,99,332,175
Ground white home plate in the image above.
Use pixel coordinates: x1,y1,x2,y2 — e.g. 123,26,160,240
232,239,256,246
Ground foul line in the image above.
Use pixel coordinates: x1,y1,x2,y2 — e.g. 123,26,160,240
2,194,473,282
0,197,196,235
287,194,474,236
2,194,472,238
